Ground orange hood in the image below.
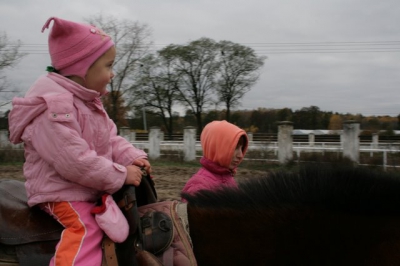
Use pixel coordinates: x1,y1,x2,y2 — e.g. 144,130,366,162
201,120,248,169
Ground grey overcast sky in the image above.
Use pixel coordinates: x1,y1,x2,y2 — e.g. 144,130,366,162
1,0,400,116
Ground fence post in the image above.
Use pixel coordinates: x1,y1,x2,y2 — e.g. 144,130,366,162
247,132,253,142
183,126,196,162
119,127,136,142
308,133,315,147
340,133,343,147
148,127,161,160
342,120,360,163
277,121,293,164
370,133,379,157
372,133,379,148
0,129,9,148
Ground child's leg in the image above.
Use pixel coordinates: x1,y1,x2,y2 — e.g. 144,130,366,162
41,201,103,266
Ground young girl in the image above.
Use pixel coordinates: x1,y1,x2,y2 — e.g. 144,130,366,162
8,17,150,266
181,120,248,200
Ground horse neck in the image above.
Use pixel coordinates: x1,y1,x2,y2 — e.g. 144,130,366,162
187,205,400,265
187,206,277,265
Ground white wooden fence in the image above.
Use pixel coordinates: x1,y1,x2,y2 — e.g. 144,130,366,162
2,121,400,169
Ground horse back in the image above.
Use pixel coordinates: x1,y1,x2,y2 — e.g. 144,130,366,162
187,204,400,266
0,179,62,266
0,179,62,245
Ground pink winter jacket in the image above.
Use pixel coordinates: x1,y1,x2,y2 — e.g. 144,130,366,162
181,157,238,199
8,73,147,206
181,120,248,200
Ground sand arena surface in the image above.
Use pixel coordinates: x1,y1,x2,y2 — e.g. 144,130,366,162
0,164,269,201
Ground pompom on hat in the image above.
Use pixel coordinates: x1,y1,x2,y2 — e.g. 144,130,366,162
41,17,114,79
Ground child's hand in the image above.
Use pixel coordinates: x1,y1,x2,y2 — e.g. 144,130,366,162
125,165,143,186
132,158,152,175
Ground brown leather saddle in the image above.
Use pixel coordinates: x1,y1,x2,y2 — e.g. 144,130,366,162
0,177,173,266
0,179,62,265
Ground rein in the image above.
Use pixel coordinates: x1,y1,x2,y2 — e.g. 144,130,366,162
176,202,192,247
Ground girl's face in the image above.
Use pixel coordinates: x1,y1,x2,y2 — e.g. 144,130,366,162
85,46,116,94
229,142,244,170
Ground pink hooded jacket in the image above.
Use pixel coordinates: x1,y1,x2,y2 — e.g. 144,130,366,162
8,73,147,206
181,120,248,200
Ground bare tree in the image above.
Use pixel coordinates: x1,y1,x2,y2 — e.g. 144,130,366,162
86,15,153,128
133,53,181,138
155,38,264,132
163,38,219,133
217,40,266,121
0,32,26,107
0,33,25,73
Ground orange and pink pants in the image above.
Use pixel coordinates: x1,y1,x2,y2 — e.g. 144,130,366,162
41,201,103,266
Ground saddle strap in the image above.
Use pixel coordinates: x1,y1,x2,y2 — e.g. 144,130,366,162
136,249,163,266
117,185,140,236
117,187,136,211
102,237,118,266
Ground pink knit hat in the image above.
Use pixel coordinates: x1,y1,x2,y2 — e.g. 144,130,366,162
41,17,114,79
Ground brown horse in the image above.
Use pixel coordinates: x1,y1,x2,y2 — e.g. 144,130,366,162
183,164,400,266
2,164,400,265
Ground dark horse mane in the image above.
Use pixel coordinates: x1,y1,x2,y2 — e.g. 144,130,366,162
183,164,400,265
182,164,400,215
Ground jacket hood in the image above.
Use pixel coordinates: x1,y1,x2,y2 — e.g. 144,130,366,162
8,73,100,144
200,120,248,169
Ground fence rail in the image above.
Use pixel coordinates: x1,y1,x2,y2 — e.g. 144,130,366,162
2,125,400,169
128,140,400,170
2,139,400,169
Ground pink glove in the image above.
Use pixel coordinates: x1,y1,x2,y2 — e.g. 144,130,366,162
91,194,129,243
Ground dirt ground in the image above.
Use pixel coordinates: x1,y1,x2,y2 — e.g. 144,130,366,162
0,165,269,201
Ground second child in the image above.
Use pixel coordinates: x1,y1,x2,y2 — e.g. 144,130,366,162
181,120,248,201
